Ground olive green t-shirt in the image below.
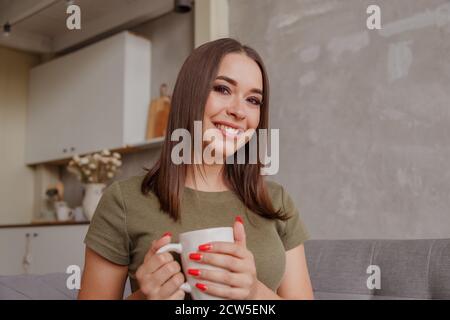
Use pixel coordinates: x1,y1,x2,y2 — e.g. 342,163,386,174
84,175,309,299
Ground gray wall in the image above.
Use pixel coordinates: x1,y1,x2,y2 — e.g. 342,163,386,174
229,0,450,239
61,11,194,207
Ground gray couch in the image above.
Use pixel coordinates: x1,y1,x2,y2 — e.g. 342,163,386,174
1,239,449,300
306,239,450,299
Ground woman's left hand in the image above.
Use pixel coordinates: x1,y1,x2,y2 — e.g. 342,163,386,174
187,216,259,300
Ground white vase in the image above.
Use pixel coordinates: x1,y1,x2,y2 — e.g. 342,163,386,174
82,183,106,221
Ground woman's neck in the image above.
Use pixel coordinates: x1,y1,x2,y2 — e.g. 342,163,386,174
185,164,229,192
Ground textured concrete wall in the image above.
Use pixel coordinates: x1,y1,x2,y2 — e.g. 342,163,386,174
229,0,450,239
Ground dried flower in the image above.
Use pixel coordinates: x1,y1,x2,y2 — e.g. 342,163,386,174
66,149,122,184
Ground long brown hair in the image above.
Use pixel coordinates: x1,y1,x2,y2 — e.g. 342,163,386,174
141,38,290,222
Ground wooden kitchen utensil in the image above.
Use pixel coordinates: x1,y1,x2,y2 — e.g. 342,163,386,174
55,181,64,201
146,84,171,140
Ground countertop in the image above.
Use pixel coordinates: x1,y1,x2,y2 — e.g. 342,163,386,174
0,221,90,229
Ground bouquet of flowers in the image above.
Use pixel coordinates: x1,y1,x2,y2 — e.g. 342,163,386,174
67,149,122,184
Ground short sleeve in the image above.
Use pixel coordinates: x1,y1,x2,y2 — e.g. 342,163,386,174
277,186,310,251
84,181,130,265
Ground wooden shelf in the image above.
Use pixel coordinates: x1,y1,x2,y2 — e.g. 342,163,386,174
27,136,165,167
0,220,90,229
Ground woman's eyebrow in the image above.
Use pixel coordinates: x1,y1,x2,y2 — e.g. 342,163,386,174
215,75,263,95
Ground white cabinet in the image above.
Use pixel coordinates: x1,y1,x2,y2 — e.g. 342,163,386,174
25,31,151,165
0,224,89,275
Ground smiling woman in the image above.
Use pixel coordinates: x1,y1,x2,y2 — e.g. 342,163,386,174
78,38,313,300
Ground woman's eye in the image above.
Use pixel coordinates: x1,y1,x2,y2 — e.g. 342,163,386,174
213,85,230,95
247,97,262,106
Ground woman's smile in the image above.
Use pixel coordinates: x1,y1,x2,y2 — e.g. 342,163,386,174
212,121,245,139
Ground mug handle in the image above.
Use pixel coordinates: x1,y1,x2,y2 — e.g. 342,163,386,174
156,243,192,293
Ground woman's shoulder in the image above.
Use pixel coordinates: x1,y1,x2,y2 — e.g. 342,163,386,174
114,174,146,189
264,179,283,192
109,174,156,201
264,179,286,208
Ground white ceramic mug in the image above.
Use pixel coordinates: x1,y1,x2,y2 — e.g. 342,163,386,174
54,201,74,221
73,206,87,222
156,227,234,300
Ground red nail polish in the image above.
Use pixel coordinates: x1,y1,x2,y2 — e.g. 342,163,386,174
235,216,243,224
189,253,202,261
198,243,212,251
162,232,172,238
196,283,207,291
188,269,201,276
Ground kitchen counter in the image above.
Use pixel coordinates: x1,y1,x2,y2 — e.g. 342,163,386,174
0,221,89,229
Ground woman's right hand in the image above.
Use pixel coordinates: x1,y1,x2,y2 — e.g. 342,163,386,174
135,233,186,300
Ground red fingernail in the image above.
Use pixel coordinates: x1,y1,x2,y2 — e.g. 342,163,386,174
198,243,212,251
189,253,202,261
188,269,201,276
162,232,172,238
196,283,207,291
235,216,243,224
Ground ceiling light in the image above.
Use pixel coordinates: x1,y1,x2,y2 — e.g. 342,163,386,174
174,0,192,13
3,22,11,37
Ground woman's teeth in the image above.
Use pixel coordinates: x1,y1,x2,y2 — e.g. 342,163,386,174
215,124,243,136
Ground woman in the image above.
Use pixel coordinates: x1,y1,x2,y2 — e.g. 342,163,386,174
78,38,313,300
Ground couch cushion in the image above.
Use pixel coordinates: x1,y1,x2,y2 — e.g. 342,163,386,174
304,239,450,300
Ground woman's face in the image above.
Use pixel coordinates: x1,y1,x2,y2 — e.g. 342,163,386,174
202,53,263,161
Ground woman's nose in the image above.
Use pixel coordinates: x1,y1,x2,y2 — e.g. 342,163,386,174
226,100,246,120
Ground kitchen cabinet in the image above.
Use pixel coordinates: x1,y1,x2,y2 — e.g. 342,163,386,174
25,31,151,165
0,223,89,275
